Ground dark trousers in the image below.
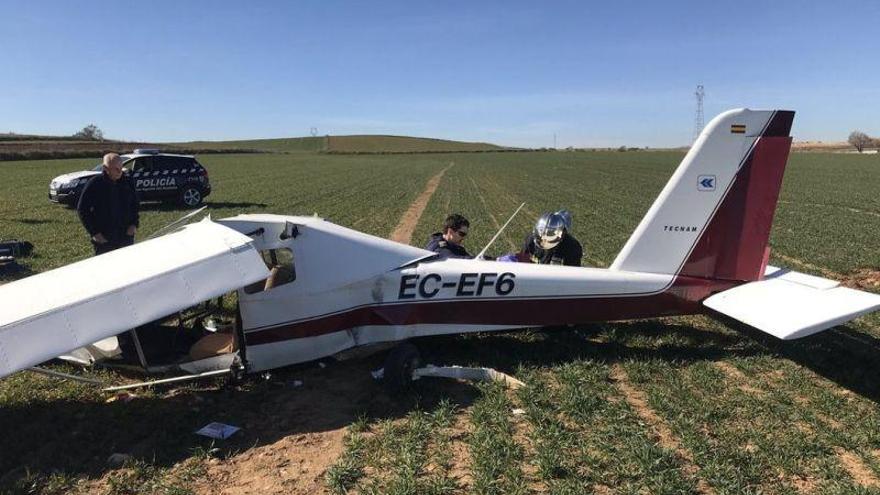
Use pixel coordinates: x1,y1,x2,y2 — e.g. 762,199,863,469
92,235,134,255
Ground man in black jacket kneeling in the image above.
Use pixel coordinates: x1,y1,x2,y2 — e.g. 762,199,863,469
425,213,472,259
77,153,140,255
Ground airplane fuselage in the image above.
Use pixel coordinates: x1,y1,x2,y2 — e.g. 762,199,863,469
230,221,737,373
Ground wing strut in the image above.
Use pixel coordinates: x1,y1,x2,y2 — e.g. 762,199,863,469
476,202,526,259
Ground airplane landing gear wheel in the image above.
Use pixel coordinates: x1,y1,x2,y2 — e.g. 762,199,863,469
383,343,421,394
226,363,246,388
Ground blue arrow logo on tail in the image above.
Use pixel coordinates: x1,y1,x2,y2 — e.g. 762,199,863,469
697,175,716,191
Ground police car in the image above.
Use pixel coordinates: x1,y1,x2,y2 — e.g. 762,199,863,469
48,149,211,208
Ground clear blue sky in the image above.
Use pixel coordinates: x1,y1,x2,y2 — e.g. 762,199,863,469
2,1,878,148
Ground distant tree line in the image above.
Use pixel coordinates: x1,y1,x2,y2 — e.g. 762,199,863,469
1,124,105,142
848,131,878,152
0,147,264,162
72,124,103,141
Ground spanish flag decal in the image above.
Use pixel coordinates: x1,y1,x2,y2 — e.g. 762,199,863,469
731,124,746,134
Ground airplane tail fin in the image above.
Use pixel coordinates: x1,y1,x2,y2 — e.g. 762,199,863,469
610,108,794,281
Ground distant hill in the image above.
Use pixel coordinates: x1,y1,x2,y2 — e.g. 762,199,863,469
0,135,170,161
326,135,507,153
0,133,76,142
175,135,509,153
175,136,325,153
1,132,509,161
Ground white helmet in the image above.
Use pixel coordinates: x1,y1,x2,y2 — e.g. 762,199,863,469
534,212,566,250
556,209,572,231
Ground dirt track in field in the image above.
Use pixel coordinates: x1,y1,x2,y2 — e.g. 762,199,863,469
388,163,454,244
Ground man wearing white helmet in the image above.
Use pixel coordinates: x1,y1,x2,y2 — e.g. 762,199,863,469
522,209,583,266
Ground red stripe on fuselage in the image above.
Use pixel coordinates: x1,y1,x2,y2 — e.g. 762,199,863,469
244,275,738,346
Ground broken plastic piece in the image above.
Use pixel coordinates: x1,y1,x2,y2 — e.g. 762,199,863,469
105,392,137,404
195,422,240,440
412,365,524,389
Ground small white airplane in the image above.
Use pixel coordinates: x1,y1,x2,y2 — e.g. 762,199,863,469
2,108,879,390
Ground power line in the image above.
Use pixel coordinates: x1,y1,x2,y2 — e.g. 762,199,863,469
693,84,705,143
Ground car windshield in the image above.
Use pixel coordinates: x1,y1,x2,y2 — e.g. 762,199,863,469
92,164,102,172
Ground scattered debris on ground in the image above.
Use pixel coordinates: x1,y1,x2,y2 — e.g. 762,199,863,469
195,422,241,440
842,268,880,291
414,365,525,389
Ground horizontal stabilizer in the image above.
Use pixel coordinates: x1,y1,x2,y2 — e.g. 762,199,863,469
704,266,880,340
0,219,269,378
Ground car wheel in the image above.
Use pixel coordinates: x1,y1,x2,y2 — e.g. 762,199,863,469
179,186,203,207
382,342,421,394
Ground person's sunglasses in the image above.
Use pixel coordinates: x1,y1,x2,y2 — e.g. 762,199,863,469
456,230,468,237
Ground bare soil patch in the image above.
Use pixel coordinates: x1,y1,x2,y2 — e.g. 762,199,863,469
771,255,880,293
388,163,454,244
714,362,766,397
446,410,474,491
784,473,818,494
772,253,840,280
794,421,815,436
508,391,542,491
195,430,345,495
841,268,880,291
192,359,403,495
764,369,787,384
835,448,880,488
815,413,844,431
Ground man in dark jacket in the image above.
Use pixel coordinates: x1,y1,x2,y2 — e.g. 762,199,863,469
425,213,472,259
77,153,140,255
523,210,583,266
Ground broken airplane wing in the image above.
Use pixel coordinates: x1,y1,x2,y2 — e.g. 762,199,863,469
0,219,269,378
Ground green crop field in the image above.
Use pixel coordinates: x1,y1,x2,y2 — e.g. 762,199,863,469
1,150,879,494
